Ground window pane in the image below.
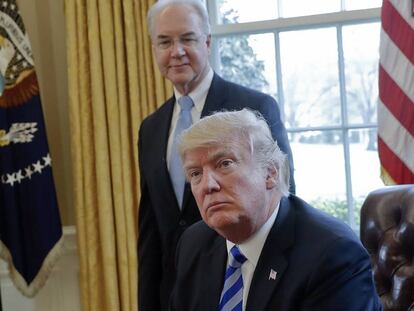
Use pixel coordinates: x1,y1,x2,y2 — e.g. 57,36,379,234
289,130,348,222
216,0,278,24
216,33,277,97
280,0,340,18
345,0,382,11
349,128,383,220
280,28,340,128
343,23,380,125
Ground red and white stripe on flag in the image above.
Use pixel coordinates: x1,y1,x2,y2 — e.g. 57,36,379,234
378,0,414,184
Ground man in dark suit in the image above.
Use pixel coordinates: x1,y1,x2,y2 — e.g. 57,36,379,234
138,1,295,310
170,109,382,310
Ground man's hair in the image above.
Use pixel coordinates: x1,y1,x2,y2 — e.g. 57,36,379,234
147,0,211,39
179,109,290,196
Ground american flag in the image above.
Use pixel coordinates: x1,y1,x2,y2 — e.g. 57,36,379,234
378,0,414,184
269,269,277,280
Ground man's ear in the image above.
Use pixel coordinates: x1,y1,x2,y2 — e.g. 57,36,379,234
266,165,278,189
206,34,212,53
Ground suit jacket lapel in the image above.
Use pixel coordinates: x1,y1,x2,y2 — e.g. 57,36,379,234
201,73,227,118
181,182,193,210
199,235,227,310
155,96,182,212
246,197,295,311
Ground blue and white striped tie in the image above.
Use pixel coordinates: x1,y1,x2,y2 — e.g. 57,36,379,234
219,245,247,311
169,95,194,208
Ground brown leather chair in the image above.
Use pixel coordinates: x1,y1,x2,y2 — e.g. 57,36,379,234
360,185,414,311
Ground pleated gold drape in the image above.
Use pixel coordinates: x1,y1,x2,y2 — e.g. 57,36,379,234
65,0,171,310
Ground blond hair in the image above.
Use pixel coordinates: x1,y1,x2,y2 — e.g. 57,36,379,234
179,109,290,196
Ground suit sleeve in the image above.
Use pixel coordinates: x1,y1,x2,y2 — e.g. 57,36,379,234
301,237,382,311
258,95,296,194
138,125,162,311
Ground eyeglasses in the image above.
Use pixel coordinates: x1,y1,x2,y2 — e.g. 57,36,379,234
154,35,203,50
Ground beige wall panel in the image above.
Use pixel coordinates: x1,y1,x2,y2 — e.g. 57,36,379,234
17,0,75,225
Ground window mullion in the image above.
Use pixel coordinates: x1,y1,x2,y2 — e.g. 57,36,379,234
208,1,221,74
211,8,380,36
274,31,285,122
337,25,355,229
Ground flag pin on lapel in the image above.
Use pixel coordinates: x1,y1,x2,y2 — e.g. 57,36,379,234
269,269,277,280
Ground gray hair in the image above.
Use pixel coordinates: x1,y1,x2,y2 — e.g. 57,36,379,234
147,0,211,39
179,109,290,196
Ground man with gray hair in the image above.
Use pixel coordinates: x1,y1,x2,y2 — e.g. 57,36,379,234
138,1,295,310
170,109,382,310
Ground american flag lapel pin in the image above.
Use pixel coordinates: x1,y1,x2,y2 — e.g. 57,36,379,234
269,269,277,280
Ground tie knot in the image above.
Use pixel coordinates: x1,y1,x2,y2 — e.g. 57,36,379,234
229,245,247,268
178,95,194,111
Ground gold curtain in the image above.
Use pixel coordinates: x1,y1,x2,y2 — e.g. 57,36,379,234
65,0,171,309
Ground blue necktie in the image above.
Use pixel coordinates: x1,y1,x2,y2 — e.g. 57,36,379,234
219,246,247,311
169,95,194,208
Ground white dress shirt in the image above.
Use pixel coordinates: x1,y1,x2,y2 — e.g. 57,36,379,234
225,204,280,311
166,68,214,170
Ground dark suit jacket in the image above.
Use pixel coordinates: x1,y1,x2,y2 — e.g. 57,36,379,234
170,195,383,311
138,73,295,311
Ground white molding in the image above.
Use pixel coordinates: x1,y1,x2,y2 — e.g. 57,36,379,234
0,226,80,311
62,225,78,254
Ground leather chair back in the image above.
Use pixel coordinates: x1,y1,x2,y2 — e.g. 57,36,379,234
360,185,414,311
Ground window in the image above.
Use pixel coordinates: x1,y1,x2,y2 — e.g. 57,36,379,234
207,0,383,230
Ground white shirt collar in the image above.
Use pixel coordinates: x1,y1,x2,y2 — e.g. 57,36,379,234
226,202,280,268
173,67,213,114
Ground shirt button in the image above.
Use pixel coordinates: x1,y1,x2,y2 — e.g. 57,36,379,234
179,220,186,226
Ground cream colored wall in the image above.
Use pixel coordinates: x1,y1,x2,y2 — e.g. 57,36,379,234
17,0,75,225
